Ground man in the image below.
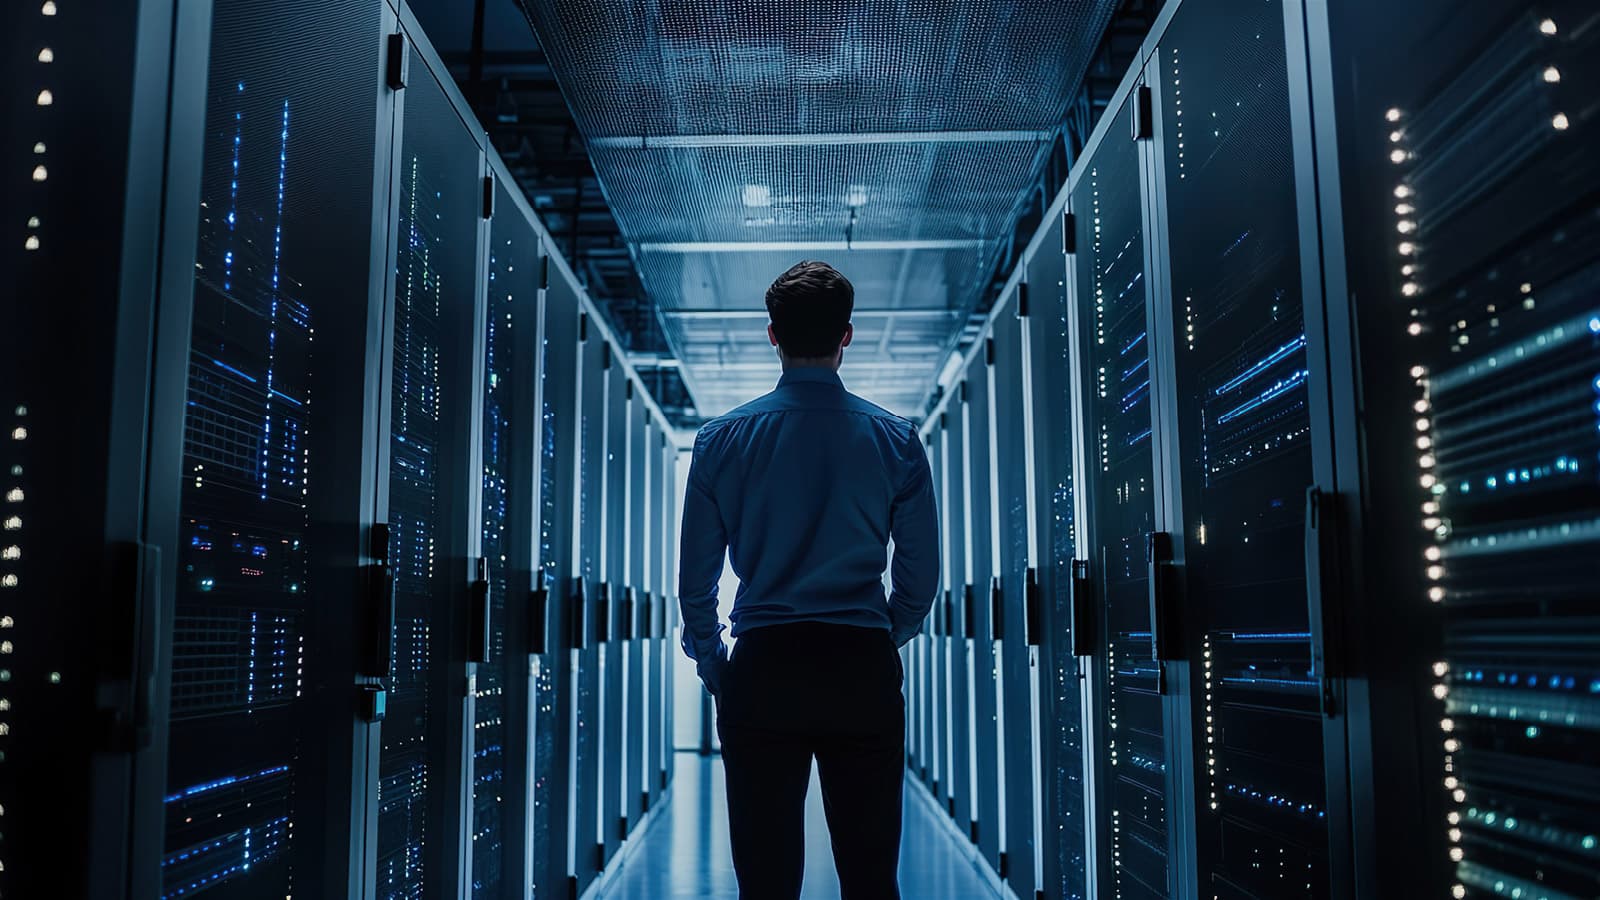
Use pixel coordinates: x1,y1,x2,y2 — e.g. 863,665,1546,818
677,260,941,900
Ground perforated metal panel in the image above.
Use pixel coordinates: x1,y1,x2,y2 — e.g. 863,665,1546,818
520,0,1118,415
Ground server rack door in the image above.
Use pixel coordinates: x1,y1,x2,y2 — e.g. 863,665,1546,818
599,358,629,864
1307,1,1600,896
939,413,974,828
1147,2,1333,896
660,445,679,787
533,260,580,900
934,432,940,800
992,307,1038,897
376,49,486,900
1029,211,1093,900
1,1,206,896
475,178,542,899
626,397,649,830
159,2,389,897
1074,86,1176,900
964,357,1003,863
643,422,663,812
569,324,605,895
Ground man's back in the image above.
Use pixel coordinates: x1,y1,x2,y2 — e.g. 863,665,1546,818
677,367,939,656
675,260,939,900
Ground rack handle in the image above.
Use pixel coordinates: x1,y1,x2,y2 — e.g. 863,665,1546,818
1070,559,1094,657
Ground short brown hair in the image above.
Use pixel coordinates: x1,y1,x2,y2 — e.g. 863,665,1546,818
765,261,854,359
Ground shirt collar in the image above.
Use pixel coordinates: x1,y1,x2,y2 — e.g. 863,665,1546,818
777,367,845,390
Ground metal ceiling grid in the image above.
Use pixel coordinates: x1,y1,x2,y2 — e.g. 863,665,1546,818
521,0,1119,417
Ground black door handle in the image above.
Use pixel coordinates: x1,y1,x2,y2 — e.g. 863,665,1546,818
469,557,491,664
1305,486,1340,715
1146,531,1175,663
1070,559,1094,657
361,523,395,679
1024,568,1042,647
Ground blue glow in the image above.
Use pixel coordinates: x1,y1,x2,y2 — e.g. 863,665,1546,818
1221,229,1251,257
1121,331,1146,357
209,357,257,383
226,90,242,294
1216,369,1308,424
1215,334,1307,398
1121,378,1150,410
163,765,289,803
1224,631,1312,641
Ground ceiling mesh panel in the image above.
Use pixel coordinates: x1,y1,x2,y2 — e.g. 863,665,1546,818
520,0,1118,416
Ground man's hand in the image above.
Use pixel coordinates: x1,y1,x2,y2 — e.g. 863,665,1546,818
697,641,730,698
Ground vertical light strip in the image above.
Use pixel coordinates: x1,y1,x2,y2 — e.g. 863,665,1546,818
1019,309,1045,889
985,346,1009,858
960,390,979,831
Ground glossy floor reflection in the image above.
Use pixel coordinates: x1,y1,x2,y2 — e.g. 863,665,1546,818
601,753,998,899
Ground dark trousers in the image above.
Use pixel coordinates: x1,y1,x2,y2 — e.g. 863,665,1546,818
717,622,906,900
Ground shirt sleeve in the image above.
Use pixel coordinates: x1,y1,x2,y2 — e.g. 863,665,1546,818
887,427,940,644
676,429,729,662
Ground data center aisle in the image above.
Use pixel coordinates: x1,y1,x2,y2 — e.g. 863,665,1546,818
603,754,999,899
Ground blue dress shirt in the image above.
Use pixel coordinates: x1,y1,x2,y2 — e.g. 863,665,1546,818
677,367,941,665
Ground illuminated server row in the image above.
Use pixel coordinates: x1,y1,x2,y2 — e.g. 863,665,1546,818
902,0,1598,898
0,1,681,899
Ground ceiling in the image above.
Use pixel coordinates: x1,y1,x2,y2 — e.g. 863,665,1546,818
516,0,1119,417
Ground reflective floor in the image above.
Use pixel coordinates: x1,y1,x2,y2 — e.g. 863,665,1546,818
601,753,999,899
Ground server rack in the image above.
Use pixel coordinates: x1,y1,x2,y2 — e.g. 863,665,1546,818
941,412,974,827
1,0,209,896
624,390,649,834
162,4,401,900
919,433,942,795
1300,0,1600,896
658,443,680,790
963,353,1004,866
567,319,604,896
641,420,663,815
529,240,581,900
6,2,680,897
374,9,491,895
472,174,544,899
597,349,627,866
1069,78,1192,900
1146,1,1339,894
992,302,1040,898
1027,208,1096,900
